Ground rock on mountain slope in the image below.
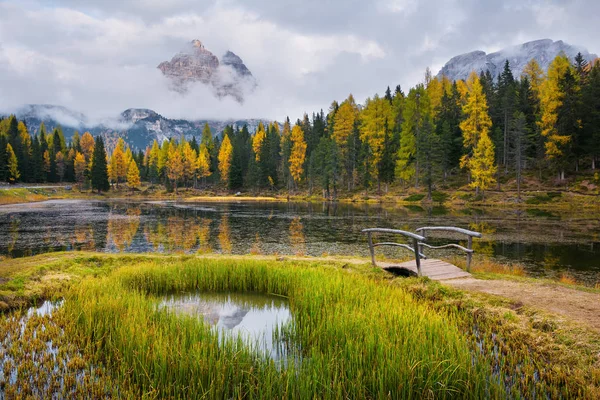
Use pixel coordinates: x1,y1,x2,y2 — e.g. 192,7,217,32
158,40,256,102
8,104,267,151
437,39,597,81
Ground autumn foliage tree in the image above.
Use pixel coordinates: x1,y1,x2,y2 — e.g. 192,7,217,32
218,134,233,186
127,159,141,190
460,72,496,194
288,124,307,191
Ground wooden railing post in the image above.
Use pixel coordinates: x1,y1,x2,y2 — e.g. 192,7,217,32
413,237,422,277
466,236,473,272
367,232,376,267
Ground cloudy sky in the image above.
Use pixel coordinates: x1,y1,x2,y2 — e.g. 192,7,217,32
0,0,598,122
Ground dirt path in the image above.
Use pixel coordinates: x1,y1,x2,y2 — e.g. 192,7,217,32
446,277,600,332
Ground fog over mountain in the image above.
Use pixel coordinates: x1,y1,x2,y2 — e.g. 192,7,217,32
1,0,600,122
438,39,597,82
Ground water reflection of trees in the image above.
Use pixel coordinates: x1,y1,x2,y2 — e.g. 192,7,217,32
219,214,232,254
74,225,95,251
7,217,20,254
289,217,306,256
107,206,141,251
197,218,212,254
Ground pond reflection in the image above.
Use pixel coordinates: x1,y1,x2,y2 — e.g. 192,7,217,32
0,199,600,283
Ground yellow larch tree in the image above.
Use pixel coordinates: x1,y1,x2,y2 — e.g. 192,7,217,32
218,134,233,186
80,132,95,162
252,124,266,161
127,159,141,190
181,141,197,187
197,144,212,185
359,94,395,192
539,54,573,179
522,58,545,98
288,124,307,189
166,143,184,192
74,151,86,189
467,131,496,195
6,144,20,183
459,71,496,193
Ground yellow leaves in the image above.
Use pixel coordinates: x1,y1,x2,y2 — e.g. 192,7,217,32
539,54,573,159
74,152,86,184
127,160,141,189
467,132,496,192
197,144,211,179
218,134,233,184
109,138,128,185
460,72,492,149
166,142,184,184
522,58,544,97
289,124,307,184
459,72,495,192
80,132,95,163
6,143,20,182
252,128,266,162
181,142,197,182
360,94,395,168
333,97,357,148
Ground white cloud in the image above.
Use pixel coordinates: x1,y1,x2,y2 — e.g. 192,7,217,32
0,0,598,123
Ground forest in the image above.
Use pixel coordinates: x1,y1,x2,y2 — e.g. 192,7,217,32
1,52,599,199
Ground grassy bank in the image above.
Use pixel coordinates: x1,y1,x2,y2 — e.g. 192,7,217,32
0,253,599,398
3,183,600,210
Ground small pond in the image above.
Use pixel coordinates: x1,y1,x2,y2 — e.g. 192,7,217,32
160,292,292,361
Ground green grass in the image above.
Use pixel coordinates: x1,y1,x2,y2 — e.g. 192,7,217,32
64,258,501,399
1,253,600,398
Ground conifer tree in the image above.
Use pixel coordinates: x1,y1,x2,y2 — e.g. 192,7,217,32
127,160,141,190
6,143,20,183
289,124,307,190
360,94,395,193
218,134,233,186
197,144,212,186
91,136,110,193
182,141,197,187
80,132,95,163
166,142,184,192
74,151,86,189
460,72,494,191
540,54,573,180
467,131,496,196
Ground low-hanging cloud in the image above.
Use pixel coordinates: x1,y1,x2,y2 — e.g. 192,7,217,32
0,0,599,124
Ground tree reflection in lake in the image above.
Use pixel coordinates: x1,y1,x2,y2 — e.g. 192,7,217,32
1,199,600,283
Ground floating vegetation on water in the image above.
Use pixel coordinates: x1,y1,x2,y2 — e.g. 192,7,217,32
0,301,127,399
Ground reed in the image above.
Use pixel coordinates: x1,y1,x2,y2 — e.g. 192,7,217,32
63,258,502,399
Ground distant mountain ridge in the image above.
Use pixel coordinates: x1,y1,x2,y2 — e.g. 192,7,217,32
4,104,268,151
437,39,598,82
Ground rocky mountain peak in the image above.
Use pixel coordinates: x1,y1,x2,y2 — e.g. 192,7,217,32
157,40,256,102
437,39,598,82
222,51,253,78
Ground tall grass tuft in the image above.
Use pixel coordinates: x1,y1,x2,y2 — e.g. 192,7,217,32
64,258,503,399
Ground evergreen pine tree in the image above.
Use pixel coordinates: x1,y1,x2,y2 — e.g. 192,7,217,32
91,136,110,193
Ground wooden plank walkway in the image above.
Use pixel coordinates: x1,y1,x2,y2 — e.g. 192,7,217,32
378,259,471,281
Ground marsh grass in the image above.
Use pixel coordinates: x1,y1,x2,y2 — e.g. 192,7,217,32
64,258,502,399
395,279,600,399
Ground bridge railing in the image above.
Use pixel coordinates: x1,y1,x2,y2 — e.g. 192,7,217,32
415,226,482,272
361,228,426,276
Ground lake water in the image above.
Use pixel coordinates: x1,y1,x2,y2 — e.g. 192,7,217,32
160,292,291,360
0,199,599,283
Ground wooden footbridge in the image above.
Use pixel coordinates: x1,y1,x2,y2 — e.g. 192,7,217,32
362,227,482,281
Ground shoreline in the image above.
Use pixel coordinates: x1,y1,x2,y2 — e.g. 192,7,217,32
1,185,599,209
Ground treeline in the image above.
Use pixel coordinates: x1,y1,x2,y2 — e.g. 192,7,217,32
2,53,599,198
